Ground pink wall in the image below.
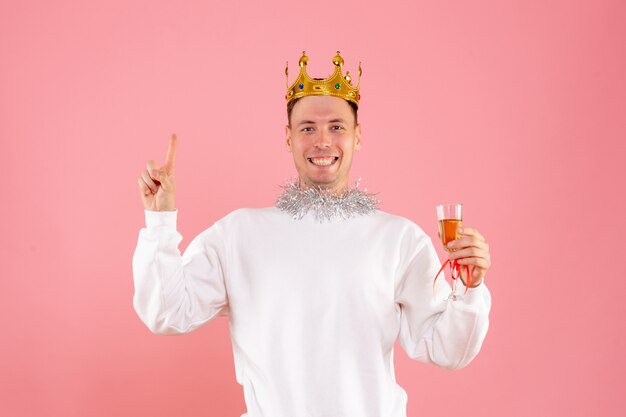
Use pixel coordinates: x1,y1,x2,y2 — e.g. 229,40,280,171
2,0,624,416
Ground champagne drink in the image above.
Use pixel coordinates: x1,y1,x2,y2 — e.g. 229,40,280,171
435,204,463,300
438,219,462,249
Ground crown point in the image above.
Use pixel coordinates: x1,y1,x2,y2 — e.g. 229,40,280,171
332,52,344,67
345,71,352,84
299,53,309,67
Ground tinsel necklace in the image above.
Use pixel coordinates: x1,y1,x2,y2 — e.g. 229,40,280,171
275,179,380,222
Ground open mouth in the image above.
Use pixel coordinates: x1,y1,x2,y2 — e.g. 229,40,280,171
308,156,339,166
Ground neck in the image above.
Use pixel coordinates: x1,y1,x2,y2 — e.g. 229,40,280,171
298,179,349,195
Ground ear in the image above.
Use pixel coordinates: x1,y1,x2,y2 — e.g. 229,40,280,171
285,125,292,152
354,123,362,151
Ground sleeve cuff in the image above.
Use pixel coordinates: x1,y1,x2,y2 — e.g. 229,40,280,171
144,209,178,230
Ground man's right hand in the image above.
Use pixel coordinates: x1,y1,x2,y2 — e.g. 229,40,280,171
137,134,177,211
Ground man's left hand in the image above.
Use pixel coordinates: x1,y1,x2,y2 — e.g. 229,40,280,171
446,227,491,288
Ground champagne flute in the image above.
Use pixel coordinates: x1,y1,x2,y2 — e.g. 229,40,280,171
436,203,463,300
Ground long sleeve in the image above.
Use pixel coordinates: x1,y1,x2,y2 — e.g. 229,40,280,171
395,235,491,370
132,210,229,335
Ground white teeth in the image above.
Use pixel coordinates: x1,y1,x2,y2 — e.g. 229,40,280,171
309,157,337,166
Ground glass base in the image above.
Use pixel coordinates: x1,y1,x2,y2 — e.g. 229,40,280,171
445,278,460,301
446,292,459,301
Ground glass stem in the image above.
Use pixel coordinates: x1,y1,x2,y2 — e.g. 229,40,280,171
449,256,459,300
451,270,457,296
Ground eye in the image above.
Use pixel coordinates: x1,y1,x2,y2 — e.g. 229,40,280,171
331,125,344,131
301,127,314,132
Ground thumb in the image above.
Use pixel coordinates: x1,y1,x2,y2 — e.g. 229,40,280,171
151,167,166,183
147,160,161,181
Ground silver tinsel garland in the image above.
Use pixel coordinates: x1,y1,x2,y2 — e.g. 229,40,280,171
275,179,380,222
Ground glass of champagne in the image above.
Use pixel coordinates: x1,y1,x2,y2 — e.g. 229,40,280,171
436,203,463,300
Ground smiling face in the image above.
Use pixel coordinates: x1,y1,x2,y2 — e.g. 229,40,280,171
286,95,362,193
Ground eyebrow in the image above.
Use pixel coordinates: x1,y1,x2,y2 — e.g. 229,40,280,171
296,119,347,127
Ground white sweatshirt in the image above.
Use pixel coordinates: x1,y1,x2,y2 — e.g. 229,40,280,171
132,207,491,417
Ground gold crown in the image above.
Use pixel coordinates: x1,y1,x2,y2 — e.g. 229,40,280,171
285,51,362,107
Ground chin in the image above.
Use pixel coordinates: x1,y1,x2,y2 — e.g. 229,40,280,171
308,176,349,191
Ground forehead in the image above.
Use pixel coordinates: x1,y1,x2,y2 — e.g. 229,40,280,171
290,96,353,122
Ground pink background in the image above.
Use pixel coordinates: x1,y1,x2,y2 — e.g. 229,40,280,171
2,0,624,416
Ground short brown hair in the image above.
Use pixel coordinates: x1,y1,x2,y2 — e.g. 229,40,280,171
287,97,358,127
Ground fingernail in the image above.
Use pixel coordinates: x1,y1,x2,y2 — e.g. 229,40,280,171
458,228,463,234
447,241,455,248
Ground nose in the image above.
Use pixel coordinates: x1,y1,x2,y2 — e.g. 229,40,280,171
314,129,332,148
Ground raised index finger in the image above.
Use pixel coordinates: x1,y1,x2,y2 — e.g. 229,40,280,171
163,133,177,173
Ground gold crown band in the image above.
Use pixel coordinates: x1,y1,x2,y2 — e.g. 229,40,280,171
285,51,361,107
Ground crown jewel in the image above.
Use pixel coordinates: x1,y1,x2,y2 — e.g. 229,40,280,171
285,51,362,107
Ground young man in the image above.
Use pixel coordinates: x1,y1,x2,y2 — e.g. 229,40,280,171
134,51,492,417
